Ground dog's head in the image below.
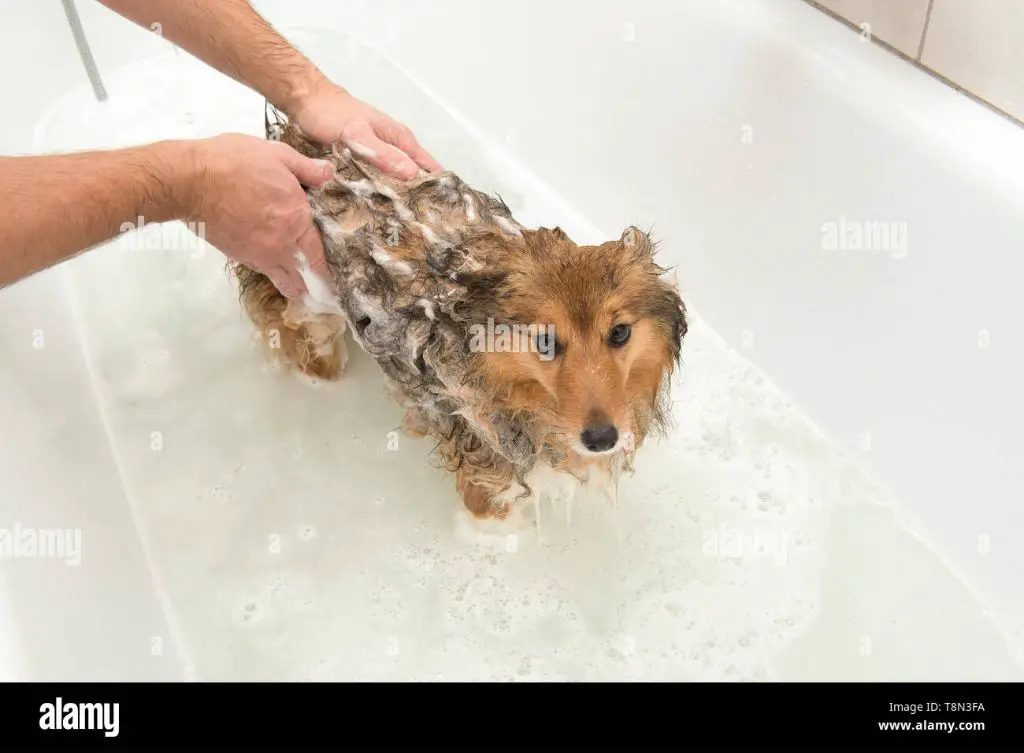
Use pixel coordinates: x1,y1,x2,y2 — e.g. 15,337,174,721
463,225,687,461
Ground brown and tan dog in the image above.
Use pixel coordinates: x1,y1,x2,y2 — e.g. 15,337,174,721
229,107,687,527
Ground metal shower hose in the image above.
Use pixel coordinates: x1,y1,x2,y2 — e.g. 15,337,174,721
61,0,107,102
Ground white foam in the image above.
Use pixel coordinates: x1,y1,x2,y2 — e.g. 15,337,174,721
418,299,436,320
494,215,522,237
341,179,375,198
375,184,415,221
294,250,344,317
415,222,442,245
370,246,414,276
317,216,348,244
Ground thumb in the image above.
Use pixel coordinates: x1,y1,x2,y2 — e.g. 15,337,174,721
273,143,335,187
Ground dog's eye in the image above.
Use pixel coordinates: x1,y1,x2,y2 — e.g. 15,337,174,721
608,323,632,348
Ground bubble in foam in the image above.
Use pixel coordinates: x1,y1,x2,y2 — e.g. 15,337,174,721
232,596,267,627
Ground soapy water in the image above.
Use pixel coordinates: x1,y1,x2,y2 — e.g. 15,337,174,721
32,30,1022,681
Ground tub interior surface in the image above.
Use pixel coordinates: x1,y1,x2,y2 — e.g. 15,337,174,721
21,29,1023,680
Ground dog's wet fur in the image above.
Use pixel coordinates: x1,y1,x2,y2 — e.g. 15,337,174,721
229,106,687,522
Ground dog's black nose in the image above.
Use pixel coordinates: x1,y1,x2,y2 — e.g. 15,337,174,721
581,423,619,453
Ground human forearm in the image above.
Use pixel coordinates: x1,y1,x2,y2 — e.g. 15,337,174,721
96,0,442,178
97,0,328,117
0,141,193,286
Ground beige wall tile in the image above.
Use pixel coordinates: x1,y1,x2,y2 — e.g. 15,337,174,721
815,0,931,57
922,0,1024,121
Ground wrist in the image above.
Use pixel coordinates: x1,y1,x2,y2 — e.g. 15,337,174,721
136,139,203,223
279,67,347,122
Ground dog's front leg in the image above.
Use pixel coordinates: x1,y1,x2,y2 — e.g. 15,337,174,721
454,450,524,521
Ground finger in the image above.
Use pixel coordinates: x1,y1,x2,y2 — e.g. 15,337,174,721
391,127,444,173
268,264,305,299
340,122,418,180
272,142,335,187
295,223,337,297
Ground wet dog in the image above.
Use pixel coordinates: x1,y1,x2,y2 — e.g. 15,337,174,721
229,107,687,527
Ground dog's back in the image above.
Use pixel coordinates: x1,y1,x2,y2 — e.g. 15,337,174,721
232,107,545,492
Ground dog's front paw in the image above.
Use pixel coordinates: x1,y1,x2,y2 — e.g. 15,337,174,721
277,301,349,386
293,333,348,386
453,481,537,547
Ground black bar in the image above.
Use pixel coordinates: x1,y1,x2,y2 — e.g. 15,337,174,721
3,682,1019,751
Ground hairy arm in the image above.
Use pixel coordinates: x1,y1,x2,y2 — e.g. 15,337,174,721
96,0,324,117
0,0,440,290
97,0,442,177
0,142,190,287
0,135,334,293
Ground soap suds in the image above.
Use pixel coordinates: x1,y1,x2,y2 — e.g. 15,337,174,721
294,250,344,317
494,215,522,236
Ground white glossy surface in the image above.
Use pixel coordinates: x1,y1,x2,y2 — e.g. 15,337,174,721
1,0,1021,680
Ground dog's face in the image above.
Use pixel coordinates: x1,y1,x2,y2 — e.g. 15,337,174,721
468,226,687,460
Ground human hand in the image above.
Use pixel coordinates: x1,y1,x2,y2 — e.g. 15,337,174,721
288,80,443,180
182,133,335,299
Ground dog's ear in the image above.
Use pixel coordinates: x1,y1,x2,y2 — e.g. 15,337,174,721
524,226,573,259
620,226,655,257
622,224,686,361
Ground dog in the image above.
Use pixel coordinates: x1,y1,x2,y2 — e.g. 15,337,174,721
228,106,687,528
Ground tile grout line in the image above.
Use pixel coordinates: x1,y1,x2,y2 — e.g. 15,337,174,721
916,0,935,62
802,0,1024,131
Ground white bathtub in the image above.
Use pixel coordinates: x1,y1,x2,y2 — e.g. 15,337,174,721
1,0,1022,681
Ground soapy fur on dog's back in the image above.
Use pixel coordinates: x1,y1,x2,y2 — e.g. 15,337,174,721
247,107,550,491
